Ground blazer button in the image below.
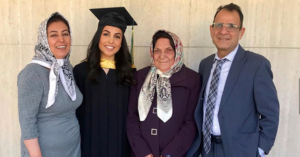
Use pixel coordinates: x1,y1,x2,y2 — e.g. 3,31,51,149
151,128,157,135
153,107,157,114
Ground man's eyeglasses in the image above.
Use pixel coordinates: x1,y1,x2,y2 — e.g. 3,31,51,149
212,22,240,32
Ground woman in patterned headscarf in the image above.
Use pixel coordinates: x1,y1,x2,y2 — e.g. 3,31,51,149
127,30,201,157
17,12,82,157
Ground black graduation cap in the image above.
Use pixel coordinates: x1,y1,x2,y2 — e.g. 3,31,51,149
90,7,137,32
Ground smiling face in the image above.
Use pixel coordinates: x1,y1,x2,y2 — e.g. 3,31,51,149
47,21,71,59
98,25,123,60
153,38,175,72
210,9,245,58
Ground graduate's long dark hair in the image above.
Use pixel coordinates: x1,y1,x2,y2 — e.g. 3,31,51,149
85,26,134,85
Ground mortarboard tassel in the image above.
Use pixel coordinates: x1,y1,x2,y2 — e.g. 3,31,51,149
131,24,136,68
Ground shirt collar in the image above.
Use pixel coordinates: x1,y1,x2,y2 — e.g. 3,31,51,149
214,44,239,62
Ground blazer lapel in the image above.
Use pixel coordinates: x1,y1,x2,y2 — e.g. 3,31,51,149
169,64,187,86
218,45,246,113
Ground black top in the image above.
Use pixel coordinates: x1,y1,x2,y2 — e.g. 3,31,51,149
73,61,133,157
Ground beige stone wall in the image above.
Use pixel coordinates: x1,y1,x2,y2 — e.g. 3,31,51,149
1,0,299,156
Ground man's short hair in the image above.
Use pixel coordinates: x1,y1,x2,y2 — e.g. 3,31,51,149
213,3,244,29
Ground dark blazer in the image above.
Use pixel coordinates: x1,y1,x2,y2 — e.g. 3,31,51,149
127,65,201,157
187,45,280,157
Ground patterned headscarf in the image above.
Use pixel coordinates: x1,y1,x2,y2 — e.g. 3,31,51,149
30,12,76,108
138,30,183,123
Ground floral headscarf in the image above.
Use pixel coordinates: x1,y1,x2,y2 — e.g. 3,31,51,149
30,12,76,108
138,30,183,123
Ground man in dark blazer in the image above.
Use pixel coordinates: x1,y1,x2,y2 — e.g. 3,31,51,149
187,3,280,157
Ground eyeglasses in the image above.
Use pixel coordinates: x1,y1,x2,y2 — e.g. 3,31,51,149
212,22,239,32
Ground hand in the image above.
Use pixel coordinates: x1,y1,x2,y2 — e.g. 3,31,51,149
23,138,42,157
145,154,154,157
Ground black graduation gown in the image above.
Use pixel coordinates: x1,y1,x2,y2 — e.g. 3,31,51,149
73,61,132,157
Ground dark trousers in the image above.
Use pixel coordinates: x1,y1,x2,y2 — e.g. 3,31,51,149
199,135,260,157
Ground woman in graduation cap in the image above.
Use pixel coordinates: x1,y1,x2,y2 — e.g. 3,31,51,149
18,12,83,157
73,7,136,157
126,30,201,157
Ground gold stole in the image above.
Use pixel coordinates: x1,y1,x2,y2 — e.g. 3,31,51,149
100,58,136,69
100,58,116,69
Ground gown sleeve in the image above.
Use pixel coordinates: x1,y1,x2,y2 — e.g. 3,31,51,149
73,64,86,120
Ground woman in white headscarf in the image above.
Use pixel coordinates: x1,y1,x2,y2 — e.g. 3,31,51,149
17,12,82,157
127,30,201,157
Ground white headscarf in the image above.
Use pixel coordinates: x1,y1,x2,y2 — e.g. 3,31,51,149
138,30,184,123
30,12,76,108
